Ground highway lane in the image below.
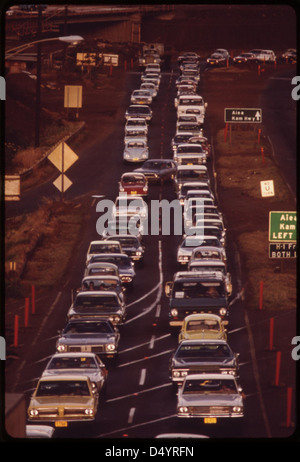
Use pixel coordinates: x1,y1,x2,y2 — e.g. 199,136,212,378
9,63,280,441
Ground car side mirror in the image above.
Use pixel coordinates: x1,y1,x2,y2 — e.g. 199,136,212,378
165,281,173,297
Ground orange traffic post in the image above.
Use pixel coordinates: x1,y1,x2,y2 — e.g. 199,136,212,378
285,387,293,427
258,128,261,144
261,146,265,165
274,351,281,386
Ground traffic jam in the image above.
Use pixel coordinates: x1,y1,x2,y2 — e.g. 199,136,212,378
26,45,248,434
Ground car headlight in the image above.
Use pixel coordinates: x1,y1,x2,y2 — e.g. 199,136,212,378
57,344,66,352
109,315,120,324
233,406,242,413
171,308,178,317
106,343,116,352
85,409,94,416
219,307,227,316
29,409,39,417
136,251,142,256
178,406,188,413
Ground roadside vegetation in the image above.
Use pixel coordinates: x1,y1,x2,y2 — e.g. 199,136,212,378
203,63,296,311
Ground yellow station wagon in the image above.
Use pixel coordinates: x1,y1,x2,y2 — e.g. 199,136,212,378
178,313,227,342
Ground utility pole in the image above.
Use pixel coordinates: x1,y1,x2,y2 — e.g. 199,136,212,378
34,5,42,147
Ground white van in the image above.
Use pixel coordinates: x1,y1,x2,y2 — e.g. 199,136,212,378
177,95,207,121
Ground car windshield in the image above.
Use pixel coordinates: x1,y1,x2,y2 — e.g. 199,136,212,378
178,145,203,153
113,237,139,247
128,106,150,115
177,170,208,181
74,294,119,308
82,279,119,291
91,255,132,268
173,280,225,298
181,237,219,248
176,343,231,358
47,356,97,370
182,378,237,394
179,98,204,106
63,321,114,334
89,243,120,253
127,142,145,148
142,160,166,169
122,176,145,185
36,380,90,396
186,319,220,331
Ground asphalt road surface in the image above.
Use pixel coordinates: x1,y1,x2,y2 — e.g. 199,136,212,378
5,59,297,444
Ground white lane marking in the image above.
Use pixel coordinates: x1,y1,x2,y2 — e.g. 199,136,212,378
149,335,155,349
125,240,163,324
155,303,161,318
126,282,160,309
106,382,172,403
128,407,136,424
117,349,174,368
139,368,147,386
119,334,171,355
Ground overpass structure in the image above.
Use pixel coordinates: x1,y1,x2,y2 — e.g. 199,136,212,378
5,5,175,42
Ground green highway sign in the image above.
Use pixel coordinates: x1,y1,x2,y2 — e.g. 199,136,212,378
224,108,262,123
269,211,297,242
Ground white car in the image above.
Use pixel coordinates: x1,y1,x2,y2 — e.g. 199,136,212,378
41,352,107,393
177,373,244,420
112,195,148,220
125,117,148,133
174,144,207,165
86,240,122,266
177,236,226,265
123,139,149,163
124,126,147,143
140,82,158,99
130,89,152,105
249,49,276,63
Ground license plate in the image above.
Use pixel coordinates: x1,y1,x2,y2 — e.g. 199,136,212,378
81,346,91,352
55,421,68,427
204,417,217,424
130,191,137,194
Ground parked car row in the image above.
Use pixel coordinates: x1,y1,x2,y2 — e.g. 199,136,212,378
206,47,296,67
167,52,244,423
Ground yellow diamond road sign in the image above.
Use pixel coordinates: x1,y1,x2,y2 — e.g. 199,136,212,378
53,174,73,193
48,142,78,172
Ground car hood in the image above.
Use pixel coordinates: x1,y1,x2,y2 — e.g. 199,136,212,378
172,357,235,367
42,369,100,382
178,393,243,407
58,334,117,345
180,331,225,340
30,395,94,408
